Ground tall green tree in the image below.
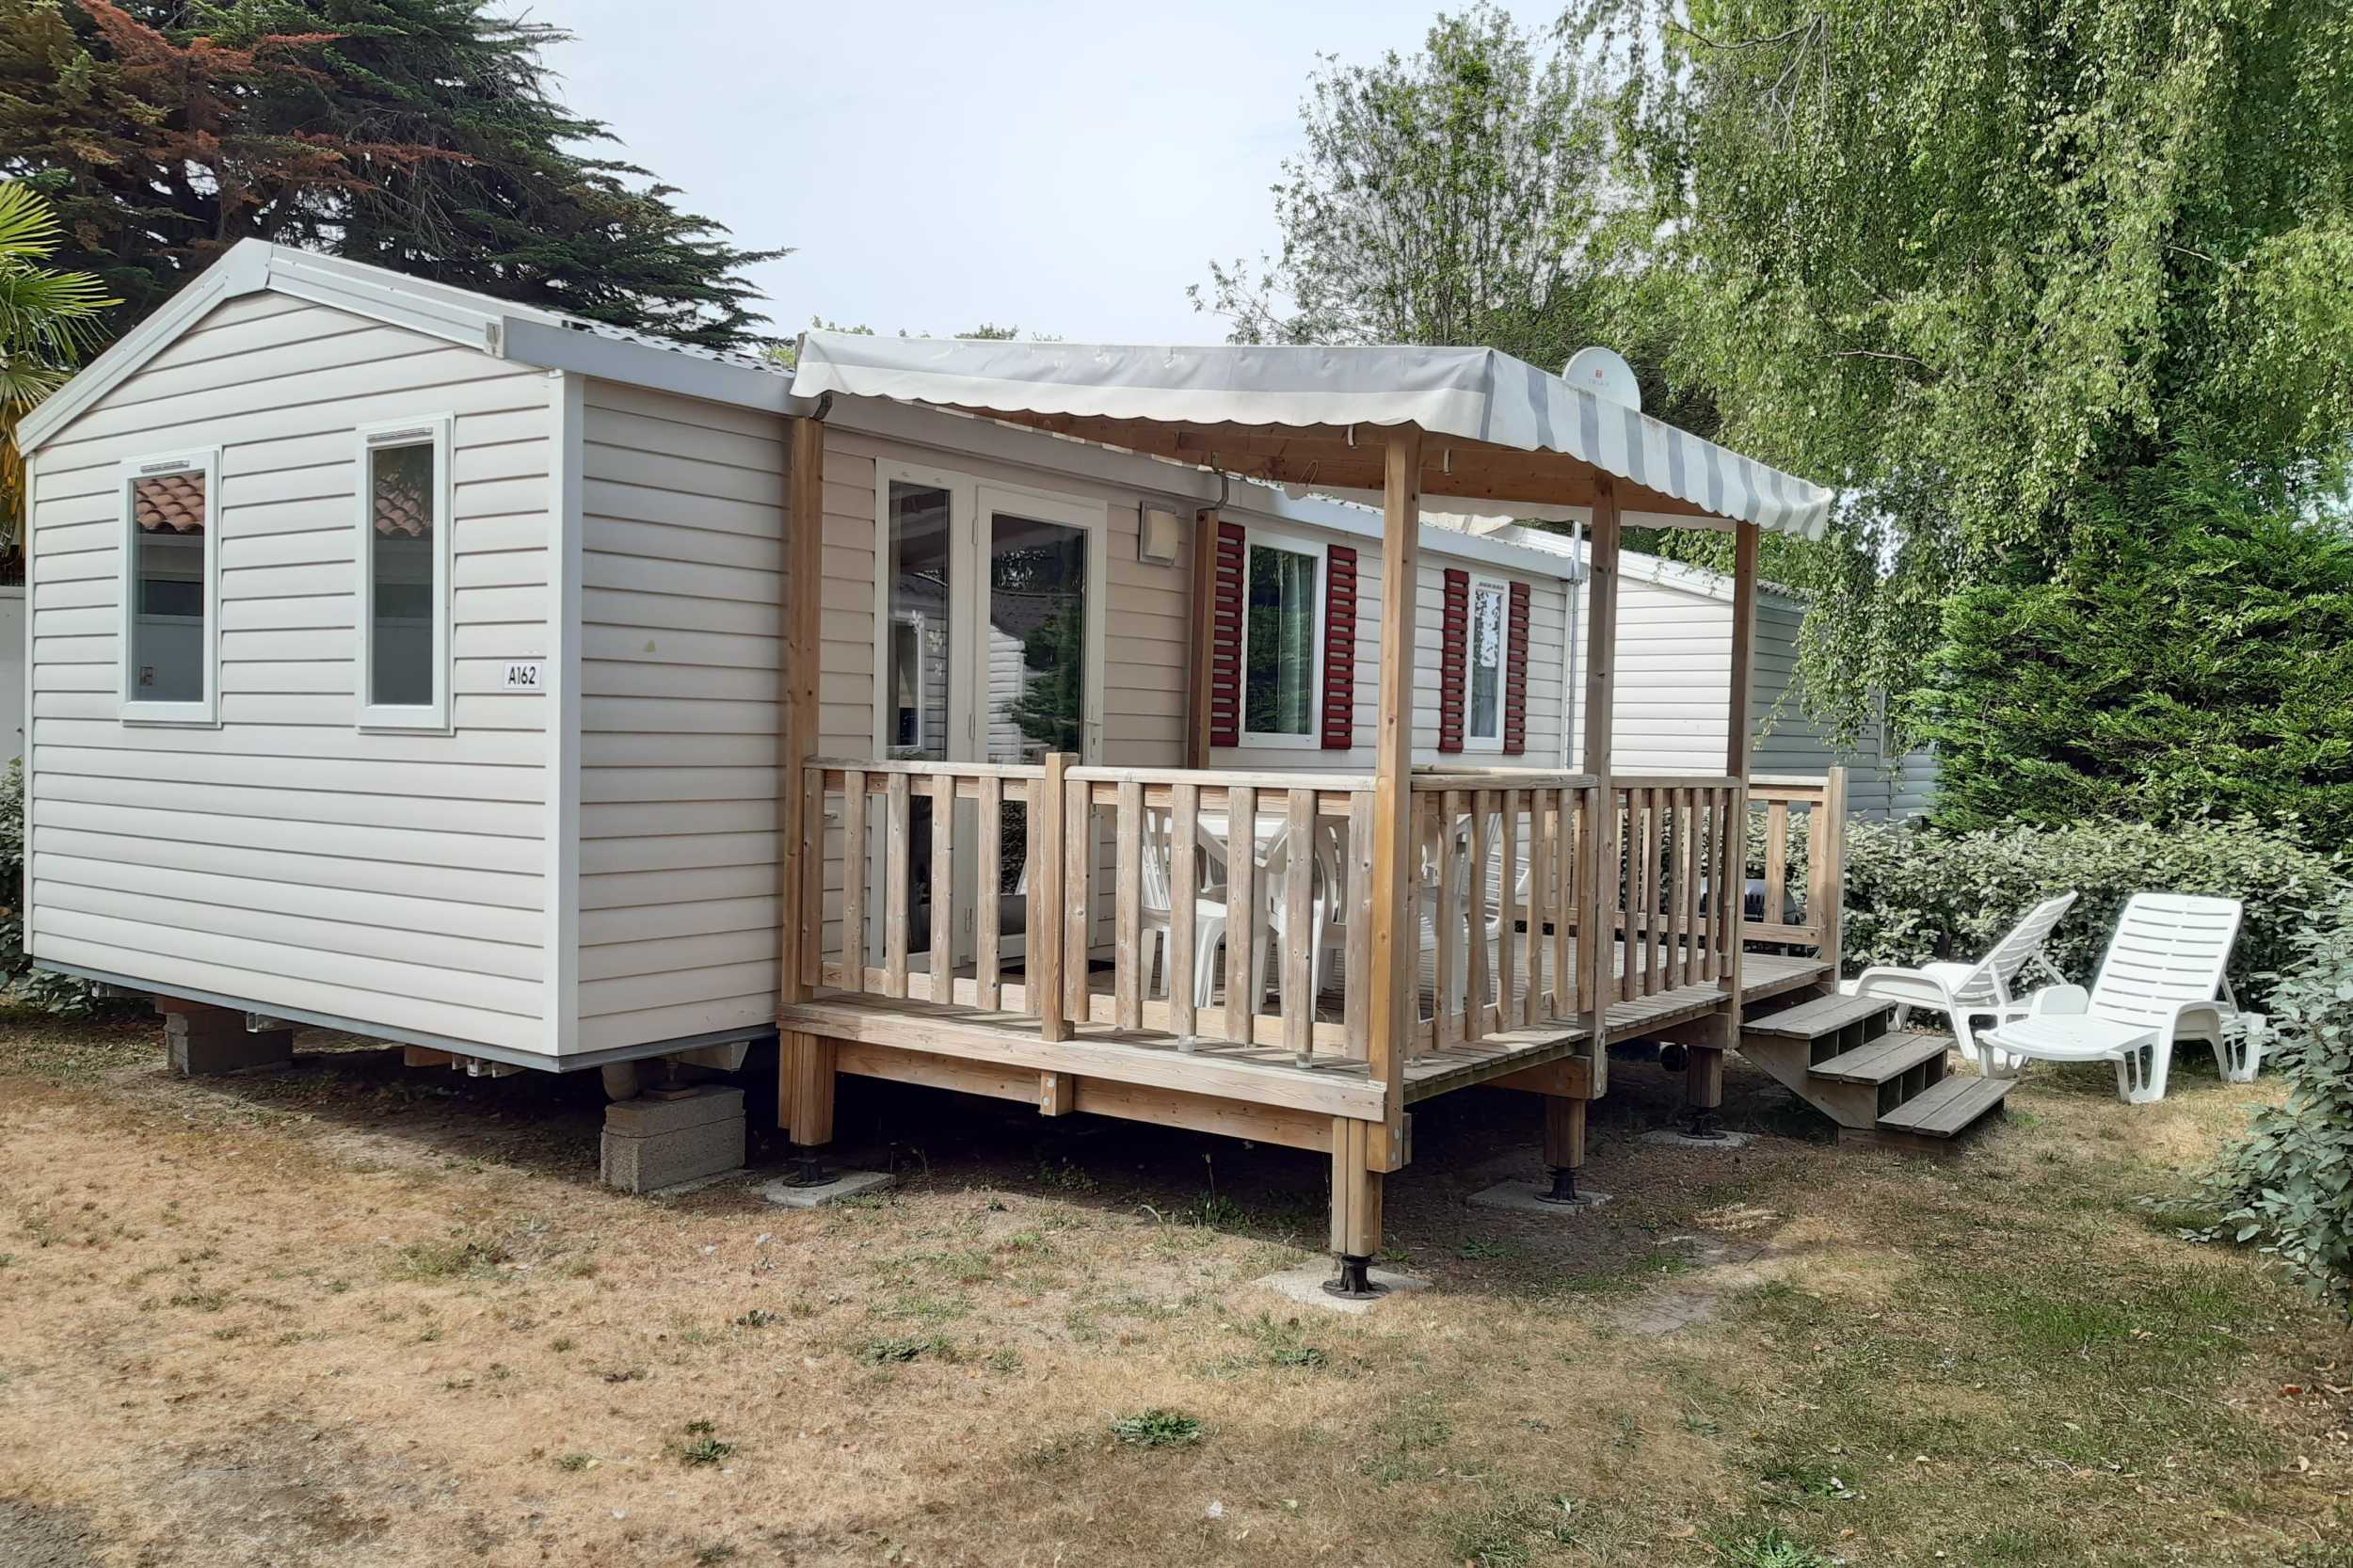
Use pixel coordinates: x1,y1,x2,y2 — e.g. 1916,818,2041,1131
1193,7,1641,384
0,181,115,535
0,0,782,349
1911,448,2353,842
1575,0,2353,740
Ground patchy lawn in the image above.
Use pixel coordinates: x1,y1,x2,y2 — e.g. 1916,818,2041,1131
0,1011,2346,1568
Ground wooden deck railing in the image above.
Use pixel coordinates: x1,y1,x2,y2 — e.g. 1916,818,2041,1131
1743,772,1849,971
796,757,1849,1072
798,758,1380,1064
1606,776,1745,1003
1408,771,1598,1054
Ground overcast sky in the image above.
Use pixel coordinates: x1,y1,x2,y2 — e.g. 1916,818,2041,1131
529,1,1555,345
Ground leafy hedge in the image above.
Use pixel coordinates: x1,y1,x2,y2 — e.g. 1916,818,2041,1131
1835,814,2342,1010
2204,891,2353,1308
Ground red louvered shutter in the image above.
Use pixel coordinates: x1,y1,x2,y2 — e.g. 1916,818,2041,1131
1320,545,1357,748
1206,521,1247,747
1438,568,1468,753
1503,579,1530,755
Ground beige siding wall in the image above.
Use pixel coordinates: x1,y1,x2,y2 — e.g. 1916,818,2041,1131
573,378,786,1050
24,293,552,1050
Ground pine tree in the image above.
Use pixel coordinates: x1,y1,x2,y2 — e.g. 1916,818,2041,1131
0,0,782,349
1910,449,2353,846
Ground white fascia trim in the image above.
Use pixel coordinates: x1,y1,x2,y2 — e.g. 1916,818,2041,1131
15,243,273,454
823,394,1579,583
497,318,807,416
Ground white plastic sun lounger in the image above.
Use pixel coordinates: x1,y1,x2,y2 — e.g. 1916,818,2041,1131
1849,890,2079,1069
1980,893,2246,1103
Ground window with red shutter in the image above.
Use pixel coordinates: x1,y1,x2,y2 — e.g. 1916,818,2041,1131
1320,544,1356,748
1206,521,1246,747
1438,568,1468,753
1503,579,1530,755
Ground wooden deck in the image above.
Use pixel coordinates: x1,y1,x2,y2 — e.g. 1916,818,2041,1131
776,949,1828,1122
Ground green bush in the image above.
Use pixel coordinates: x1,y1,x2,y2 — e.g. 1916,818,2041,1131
1837,814,2343,1011
1908,452,2353,848
0,759,138,1016
2204,890,2353,1309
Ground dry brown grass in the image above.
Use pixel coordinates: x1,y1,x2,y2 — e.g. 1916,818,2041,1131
0,1014,2345,1568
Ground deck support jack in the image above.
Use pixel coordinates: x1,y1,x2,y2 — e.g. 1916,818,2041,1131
1536,1165,1582,1205
1323,1255,1386,1302
783,1144,831,1187
1681,1108,1727,1141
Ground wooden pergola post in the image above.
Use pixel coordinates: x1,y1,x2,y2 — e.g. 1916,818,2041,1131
1577,483,1622,1089
1334,425,1422,1287
777,414,834,1157
1689,519,1760,1124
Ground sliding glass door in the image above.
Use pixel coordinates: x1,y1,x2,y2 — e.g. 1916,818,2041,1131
872,470,1105,971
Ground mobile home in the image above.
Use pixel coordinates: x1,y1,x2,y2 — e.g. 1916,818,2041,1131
17,243,2004,1288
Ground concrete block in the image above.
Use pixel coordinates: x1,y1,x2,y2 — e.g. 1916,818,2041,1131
1253,1261,1428,1316
759,1170,895,1208
168,1025,294,1077
1466,1179,1614,1215
601,1085,743,1138
599,1090,745,1193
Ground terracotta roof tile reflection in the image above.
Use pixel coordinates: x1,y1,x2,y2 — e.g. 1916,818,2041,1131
130,467,433,536
131,472,205,534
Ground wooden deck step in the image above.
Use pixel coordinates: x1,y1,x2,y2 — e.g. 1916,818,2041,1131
1876,1073,2014,1137
1742,991,1895,1041
1811,1032,1949,1085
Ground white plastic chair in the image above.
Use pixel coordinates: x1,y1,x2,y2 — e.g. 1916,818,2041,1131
1138,808,1228,1009
1980,893,2244,1104
1253,820,1339,1016
1415,807,1531,1016
1849,891,2078,1068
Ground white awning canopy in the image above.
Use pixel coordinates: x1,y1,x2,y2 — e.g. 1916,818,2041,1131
789,331,1833,539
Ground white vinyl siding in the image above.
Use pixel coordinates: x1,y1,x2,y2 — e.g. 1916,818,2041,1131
572,378,786,1051
24,292,552,1050
1568,564,1937,820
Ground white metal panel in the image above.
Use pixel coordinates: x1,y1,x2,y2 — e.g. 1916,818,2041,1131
570,376,785,1047
22,293,552,1053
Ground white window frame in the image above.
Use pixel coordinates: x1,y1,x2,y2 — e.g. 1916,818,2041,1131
354,414,455,731
1464,573,1510,753
1235,527,1327,750
118,447,222,726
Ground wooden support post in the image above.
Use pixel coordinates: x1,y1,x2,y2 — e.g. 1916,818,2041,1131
776,415,824,1138
1542,1094,1586,1172
1810,764,1849,980
1366,428,1423,1172
1579,483,1621,1089
1720,521,1759,1057
1185,507,1220,769
1037,752,1072,1042
1328,1117,1384,1260
1039,1070,1078,1116
1686,1044,1725,1114
783,1031,837,1148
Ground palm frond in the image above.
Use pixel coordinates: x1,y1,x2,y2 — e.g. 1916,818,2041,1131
0,184,64,264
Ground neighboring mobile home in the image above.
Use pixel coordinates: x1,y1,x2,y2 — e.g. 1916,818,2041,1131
17,244,2003,1287
1435,521,1938,819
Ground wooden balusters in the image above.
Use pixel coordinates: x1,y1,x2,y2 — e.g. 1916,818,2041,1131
1224,784,1257,1045
1169,782,1199,1044
975,776,1003,1010
1282,788,1316,1063
1113,780,1144,1031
